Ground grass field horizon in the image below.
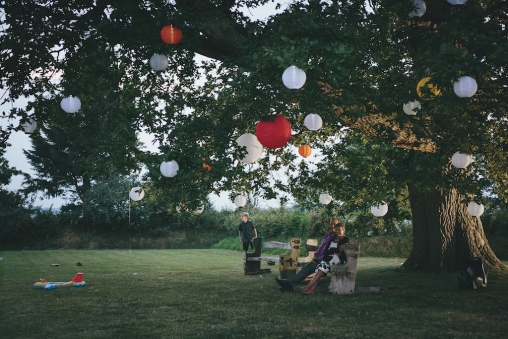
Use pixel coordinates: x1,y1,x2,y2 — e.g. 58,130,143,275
1,249,507,338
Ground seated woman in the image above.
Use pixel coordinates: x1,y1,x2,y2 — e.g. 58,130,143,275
301,222,349,295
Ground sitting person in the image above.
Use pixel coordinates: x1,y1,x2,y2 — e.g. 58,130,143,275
301,222,349,295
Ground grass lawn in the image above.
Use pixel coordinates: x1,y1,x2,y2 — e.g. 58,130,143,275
1,249,507,339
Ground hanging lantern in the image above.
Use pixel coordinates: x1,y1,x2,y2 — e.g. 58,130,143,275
371,203,388,217
409,0,426,18
403,100,421,116
234,195,247,208
451,152,472,169
60,96,81,113
21,118,37,134
453,76,477,98
160,160,179,177
319,193,332,205
447,0,467,4
201,158,212,171
255,115,292,149
160,25,182,44
236,133,263,163
467,202,484,217
298,144,312,158
129,187,145,201
416,77,440,99
304,114,323,131
193,202,205,215
149,53,169,71
282,66,306,89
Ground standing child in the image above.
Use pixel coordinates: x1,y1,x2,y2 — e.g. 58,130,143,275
238,212,257,259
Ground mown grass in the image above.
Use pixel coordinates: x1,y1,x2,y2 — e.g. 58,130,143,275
1,249,507,339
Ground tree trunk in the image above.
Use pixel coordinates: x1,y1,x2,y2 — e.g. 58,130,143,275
402,183,504,271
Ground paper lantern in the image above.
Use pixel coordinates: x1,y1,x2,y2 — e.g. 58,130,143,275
371,203,388,217
298,144,312,158
60,96,81,113
236,133,263,163
467,202,484,217
129,187,145,201
160,25,182,44
22,118,37,134
453,76,477,98
319,193,332,205
403,100,421,116
447,0,467,4
255,115,292,149
149,53,169,71
304,114,323,131
160,160,179,177
193,202,205,215
234,195,247,207
282,66,306,89
451,152,471,169
416,77,440,99
409,0,426,18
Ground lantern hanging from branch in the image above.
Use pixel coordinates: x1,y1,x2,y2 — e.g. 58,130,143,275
451,152,471,169
409,0,426,18
403,100,421,116
416,77,440,99
236,133,263,163
21,118,37,134
319,193,332,205
160,25,182,44
149,53,169,71
201,158,211,171
467,202,484,217
129,187,145,201
160,160,179,177
193,202,205,215
255,115,292,149
298,144,312,158
234,195,247,207
304,114,323,131
282,66,306,89
371,203,388,217
453,76,477,98
61,96,81,113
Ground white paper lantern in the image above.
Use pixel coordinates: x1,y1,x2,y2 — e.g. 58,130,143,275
453,76,477,98
403,100,421,116
447,0,467,5
149,53,169,71
282,66,306,90
129,187,145,201
234,195,247,207
160,160,179,177
304,114,323,131
319,193,332,205
371,203,388,217
22,118,37,134
409,0,426,18
193,202,205,215
236,133,263,163
467,202,484,217
451,152,472,169
60,96,81,113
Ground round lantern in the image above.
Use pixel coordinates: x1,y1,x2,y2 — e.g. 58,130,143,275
234,195,247,208
160,160,179,177
236,133,263,163
453,76,477,98
149,53,169,71
371,202,388,217
160,25,182,44
22,118,37,134
451,152,471,169
60,96,81,113
129,187,145,201
467,202,484,217
255,115,292,149
409,0,426,18
319,193,332,205
304,114,323,131
193,202,205,215
403,100,421,116
447,0,467,4
298,144,312,158
282,66,306,90
416,77,440,99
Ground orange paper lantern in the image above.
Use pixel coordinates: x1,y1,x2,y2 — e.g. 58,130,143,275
201,158,212,171
298,144,312,158
160,25,182,45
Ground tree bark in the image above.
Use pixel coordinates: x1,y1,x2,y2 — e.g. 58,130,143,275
403,183,504,271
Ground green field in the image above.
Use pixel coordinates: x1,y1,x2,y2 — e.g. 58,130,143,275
1,249,507,338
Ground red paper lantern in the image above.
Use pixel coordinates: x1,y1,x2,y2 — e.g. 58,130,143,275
298,144,312,158
255,115,292,149
160,25,182,45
